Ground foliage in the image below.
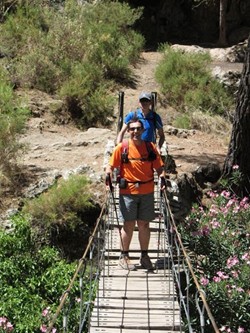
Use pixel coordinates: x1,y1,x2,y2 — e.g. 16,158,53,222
0,215,79,333
173,109,232,134
0,66,29,187
22,174,99,259
155,45,234,125
58,62,115,128
172,113,191,129
0,0,144,128
23,174,94,228
179,169,250,332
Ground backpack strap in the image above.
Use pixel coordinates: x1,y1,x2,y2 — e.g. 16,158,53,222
121,140,156,164
121,140,129,163
145,141,157,161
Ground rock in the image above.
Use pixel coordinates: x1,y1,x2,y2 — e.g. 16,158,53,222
192,163,222,189
227,40,248,62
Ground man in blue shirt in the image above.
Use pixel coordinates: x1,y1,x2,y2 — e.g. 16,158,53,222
116,92,165,151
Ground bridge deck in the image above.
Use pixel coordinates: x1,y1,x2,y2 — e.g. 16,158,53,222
89,183,182,333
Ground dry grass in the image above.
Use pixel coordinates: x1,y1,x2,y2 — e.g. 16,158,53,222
190,110,232,137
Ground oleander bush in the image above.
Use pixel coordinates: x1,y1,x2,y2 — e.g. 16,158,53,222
179,167,250,332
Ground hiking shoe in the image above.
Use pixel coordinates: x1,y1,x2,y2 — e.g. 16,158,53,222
119,255,136,270
140,254,154,270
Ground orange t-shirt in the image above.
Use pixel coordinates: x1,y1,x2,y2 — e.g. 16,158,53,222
109,139,164,195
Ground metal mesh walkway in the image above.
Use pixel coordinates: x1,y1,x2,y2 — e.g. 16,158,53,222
89,183,182,333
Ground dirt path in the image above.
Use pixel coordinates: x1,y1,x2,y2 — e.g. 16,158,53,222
1,50,233,213
117,51,229,174
19,51,229,178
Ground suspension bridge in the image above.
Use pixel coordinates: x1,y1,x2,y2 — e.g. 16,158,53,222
46,176,220,333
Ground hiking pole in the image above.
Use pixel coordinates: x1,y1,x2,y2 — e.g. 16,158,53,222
151,91,157,113
117,91,124,134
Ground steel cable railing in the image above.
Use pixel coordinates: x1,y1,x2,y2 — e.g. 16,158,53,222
161,188,220,333
46,180,220,333
46,192,109,333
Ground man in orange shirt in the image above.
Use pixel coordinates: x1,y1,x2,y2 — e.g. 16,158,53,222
106,118,166,270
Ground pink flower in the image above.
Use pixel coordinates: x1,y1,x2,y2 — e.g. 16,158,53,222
232,164,239,170
221,206,229,215
238,327,245,332
231,270,239,278
233,205,240,213
217,271,229,279
226,199,236,209
52,328,57,333
221,190,231,198
227,256,239,268
213,276,221,282
219,326,232,333
0,317,7,326
210,218,220,229
242,252,250,261
208,191,218,198
200,276,209,286
42,308,49,317
0,317,13,331
40,324,47,332
6,322,14,331
240,197,249,209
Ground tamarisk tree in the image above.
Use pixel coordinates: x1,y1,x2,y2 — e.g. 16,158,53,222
222,34,250,196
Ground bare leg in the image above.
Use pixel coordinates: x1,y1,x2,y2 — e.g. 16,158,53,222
137,219,153,270
137,220,150,251
120,220,136,252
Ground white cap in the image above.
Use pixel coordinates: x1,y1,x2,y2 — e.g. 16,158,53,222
139,92,152,101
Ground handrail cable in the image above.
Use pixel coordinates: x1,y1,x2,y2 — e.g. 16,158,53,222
108,184,126,253
46,177,220,332
162,189,220,333
46,191,109,333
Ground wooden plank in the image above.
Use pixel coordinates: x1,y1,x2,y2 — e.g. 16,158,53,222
89,327,180,333
93,299,180,310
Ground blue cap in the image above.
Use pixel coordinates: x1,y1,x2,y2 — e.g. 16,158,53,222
139,92,152,101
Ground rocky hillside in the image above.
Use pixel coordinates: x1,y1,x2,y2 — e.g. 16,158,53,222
0,46,244,223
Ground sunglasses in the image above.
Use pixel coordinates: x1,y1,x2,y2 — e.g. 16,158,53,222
129,126,143,131
140,99,151,103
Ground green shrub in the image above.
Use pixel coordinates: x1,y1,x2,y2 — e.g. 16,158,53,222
0,67,29,187
0,4,50,58
59,61,115,128
22,173,100,259
0,215,77,333
172,113,191,129
155,45,234,118
23,174,94,228
0,0,144,127
14,51,61,93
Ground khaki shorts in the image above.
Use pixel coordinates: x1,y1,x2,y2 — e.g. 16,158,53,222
119,193,155,222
